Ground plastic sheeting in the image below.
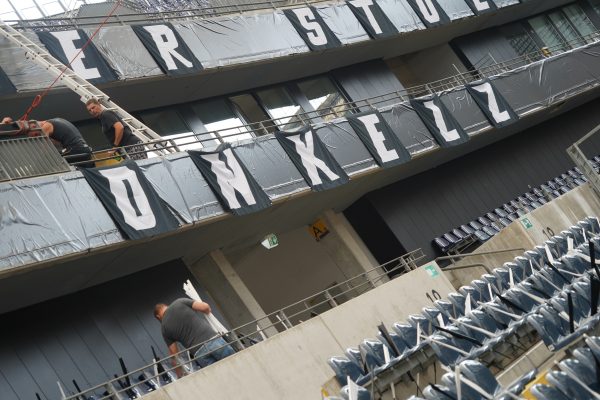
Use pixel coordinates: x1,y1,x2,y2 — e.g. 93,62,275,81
233,137,309,199
437,0,475,21
84,26,163,79
492,41,600,114
174,12,309,68
439,88,491,134
314,120,378,175
316,3,370,45
140,154,225,222
376,0,425,32
0,32,60,92
492,0,520,8
380,103,437,154
0,172,122,270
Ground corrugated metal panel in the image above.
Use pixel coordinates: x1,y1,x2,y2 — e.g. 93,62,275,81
0,136,70,182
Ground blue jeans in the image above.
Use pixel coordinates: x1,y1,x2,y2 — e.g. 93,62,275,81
194,336,235,368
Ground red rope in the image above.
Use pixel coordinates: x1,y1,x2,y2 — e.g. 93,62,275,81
19,0,122,121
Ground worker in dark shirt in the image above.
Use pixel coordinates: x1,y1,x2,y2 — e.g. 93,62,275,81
85,98,147,160
35,118,93,166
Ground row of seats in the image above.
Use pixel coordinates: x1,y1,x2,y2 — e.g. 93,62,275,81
528,335,600,400
327,216,600,400
433,160,599,254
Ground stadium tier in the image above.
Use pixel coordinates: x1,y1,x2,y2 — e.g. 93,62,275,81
4,1,600,400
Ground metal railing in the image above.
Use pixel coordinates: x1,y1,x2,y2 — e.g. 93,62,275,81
63,248,425,400
6,0,333,30
74,30,600,166
0,135,70,181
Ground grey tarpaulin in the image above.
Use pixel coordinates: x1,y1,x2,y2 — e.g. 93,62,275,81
81,161,180,240
491,40,600,115
83,26,163,79
346,110,411,168
411,95,469,147
437,0,475,21
188,145,272,216
379,103,437,154
284,6,342,51
0,66,15,95
376,0,425,32
174,13,309,69
463,0,497,14
346,0,398,39
315,3,369,45
492,0,519,7
233,137,310,199
314,120,378,175
0,32,62,91
0,172,122,270
466,79,518,128
438,88,491,134
132,23,203,76
276,127,349,191
37,29,117,84
405,0,451,28
142,154,225,222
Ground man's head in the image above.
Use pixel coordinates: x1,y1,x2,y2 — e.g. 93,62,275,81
86,98,103,118
1,116,13,124
154,303,168,321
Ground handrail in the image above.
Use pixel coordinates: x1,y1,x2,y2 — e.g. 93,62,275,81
63,248,425,400
66,30,600,165
6,0,338,30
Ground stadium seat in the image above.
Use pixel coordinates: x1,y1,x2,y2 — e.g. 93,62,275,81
328,356,364,385
546,370,593,400
530,384,571,400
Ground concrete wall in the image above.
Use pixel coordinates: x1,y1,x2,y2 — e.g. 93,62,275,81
386,43,469,88
446,183,600,287
138,263,455,400
226,217,377,320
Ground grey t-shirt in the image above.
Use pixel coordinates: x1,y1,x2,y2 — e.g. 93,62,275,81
161,298,217,353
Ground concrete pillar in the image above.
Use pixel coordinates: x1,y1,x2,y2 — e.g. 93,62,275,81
320,209,386,286
183,250,278,337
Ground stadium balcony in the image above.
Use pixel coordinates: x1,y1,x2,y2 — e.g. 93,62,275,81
52,192,600,399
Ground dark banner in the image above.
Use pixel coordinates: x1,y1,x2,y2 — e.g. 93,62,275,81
37,29,117,84
411,96,469,147
346,0,398,39
132,23,203,76
0,66,15,95
405,0,450,28
466,79,518,128
188,145,271,216
283,7,342,51
81,161,179,240
463,0,497,14
276,127,349,191
346,110,411,168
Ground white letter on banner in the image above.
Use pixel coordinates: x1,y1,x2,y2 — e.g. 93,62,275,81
50,31,100,80
423,100,460,142
349,0,383,34
291,8,328,46
287,130,340,186
416,0,441,24
357,114,399,163
472,0,491,12
99,167,157,230
201,149,257,209
143,25,192,70
471,82,511,124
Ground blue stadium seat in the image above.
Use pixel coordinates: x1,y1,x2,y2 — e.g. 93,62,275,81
328,356,364,386
530,384,571,400
474,230,491,242
546,370,592,400
339,384,372,400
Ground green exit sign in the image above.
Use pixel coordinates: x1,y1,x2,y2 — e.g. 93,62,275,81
520,218,533,229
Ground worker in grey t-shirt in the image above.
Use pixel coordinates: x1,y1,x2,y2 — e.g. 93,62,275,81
154,298,235,376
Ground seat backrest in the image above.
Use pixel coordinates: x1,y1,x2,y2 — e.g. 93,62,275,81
546,371,591,400
328,356,363,385
393,323,418,349
459,360,501,397
530,384,571,400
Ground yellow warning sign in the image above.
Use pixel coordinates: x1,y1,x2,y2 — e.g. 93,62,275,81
309,219,329,241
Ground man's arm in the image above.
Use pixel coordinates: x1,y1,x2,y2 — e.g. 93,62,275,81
167,342,185,378
191,300,211,314
112,121,125,147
